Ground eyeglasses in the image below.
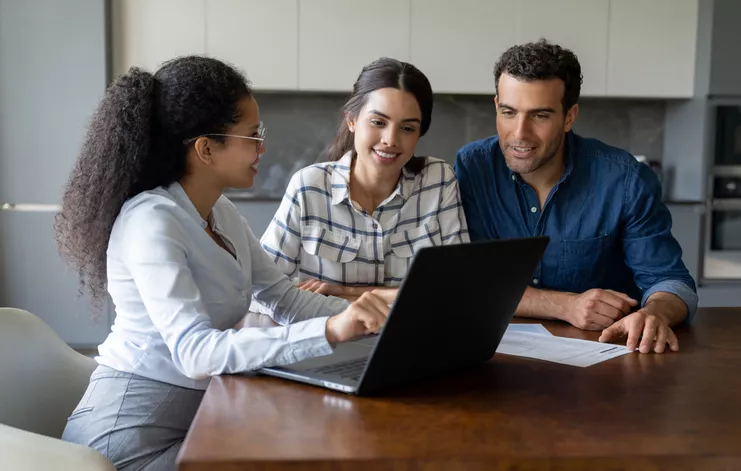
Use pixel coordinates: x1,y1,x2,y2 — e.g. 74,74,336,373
184,123,266,151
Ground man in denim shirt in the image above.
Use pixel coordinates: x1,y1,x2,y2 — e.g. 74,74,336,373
455,40,698,354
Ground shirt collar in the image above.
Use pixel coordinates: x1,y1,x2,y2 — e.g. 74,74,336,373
330,151,417,206
330,152,353,205
507,131,575,184
166,181,209,229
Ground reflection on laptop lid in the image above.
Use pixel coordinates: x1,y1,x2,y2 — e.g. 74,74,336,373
259,236,549,395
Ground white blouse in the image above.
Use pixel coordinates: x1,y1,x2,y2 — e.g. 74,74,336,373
97,182,348,390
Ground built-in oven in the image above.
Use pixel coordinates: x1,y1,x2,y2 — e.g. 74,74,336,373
703,102,741,279
715,105,741,166
710,199,741,252
711,172,741,251
704,170,741,280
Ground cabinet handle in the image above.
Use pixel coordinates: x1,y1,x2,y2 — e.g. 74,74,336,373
0,203,62,212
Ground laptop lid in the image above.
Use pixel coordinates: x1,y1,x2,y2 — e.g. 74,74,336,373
354,236,549,395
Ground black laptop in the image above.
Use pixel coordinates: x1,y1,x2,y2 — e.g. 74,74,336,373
259,236,549,395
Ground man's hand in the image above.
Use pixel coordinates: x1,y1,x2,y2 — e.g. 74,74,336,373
564,289,638,331
598,293,687,353
598,309,678,353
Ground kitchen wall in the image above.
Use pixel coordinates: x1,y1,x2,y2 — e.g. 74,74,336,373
237,93,667,237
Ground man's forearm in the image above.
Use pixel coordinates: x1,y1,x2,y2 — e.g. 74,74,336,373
643,291,688,326
515,286,574,322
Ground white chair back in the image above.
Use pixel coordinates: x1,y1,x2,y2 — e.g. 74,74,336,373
0,307,96,438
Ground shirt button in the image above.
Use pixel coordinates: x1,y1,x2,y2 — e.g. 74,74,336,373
533,278,539,285
530,206,537,213
372,223,378,229
511,174,516,181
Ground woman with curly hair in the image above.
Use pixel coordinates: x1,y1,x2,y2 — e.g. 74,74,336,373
55,56,394,470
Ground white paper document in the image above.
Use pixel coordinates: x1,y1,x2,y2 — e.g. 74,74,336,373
505,323,553,336
496,330,633,367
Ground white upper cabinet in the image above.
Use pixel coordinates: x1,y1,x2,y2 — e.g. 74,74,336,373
517,0,609,97
410,0,517,95
111,0,700,98
607,0,698,97
111,0,206,78
298,0,411,91
206,0,299,90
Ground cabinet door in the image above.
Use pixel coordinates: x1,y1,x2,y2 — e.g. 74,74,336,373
607,0,698,98
0,0,112,348
410,0,517,94
0,211,113,348
708,0,741,96
112,0,206,77
298,0,411,91
206,0,298,90
517,0,608,97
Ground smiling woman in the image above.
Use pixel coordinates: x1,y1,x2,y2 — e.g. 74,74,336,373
255,57,470,303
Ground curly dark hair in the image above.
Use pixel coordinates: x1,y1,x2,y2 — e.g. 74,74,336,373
54,56,252,312
325,57,433,174
493,39,583,113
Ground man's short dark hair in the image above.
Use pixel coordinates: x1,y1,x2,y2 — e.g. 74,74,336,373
493,39,583,113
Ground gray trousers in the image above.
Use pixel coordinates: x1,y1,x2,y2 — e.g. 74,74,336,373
62,365,205,471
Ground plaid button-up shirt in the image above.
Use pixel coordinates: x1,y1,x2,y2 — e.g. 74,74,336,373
259,152,470,287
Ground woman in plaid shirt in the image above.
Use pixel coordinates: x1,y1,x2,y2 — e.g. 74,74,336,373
258,58,470,302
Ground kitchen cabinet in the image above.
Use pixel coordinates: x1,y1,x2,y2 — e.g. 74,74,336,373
0,0,112,347
517,0,609,97
298,0,410,91
206,0,299,90
112,0,205,77
409,0,516,94
708,0,741,96
607,0,698,98
111,0,700,98
0,210,114,348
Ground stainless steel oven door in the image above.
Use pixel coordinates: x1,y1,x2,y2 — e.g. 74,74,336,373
703,198,741,280
710,199,741,251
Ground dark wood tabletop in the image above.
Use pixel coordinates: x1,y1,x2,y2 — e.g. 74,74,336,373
179,307,741,471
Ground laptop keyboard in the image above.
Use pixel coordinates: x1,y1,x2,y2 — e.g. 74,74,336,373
311,357,369,381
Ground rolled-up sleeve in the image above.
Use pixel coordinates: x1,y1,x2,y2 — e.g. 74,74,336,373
621,163,699,322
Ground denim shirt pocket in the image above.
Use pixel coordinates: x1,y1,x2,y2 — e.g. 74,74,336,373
558,234,613,289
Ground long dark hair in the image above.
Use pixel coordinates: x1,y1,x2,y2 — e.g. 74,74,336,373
54,56,252,311
325,57,433,174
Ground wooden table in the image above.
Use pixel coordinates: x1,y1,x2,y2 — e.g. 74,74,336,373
179,307,741,470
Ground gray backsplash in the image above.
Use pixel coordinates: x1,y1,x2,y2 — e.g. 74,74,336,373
245,93,667,201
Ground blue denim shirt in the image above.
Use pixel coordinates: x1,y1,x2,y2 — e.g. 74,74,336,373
454,131,698,320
